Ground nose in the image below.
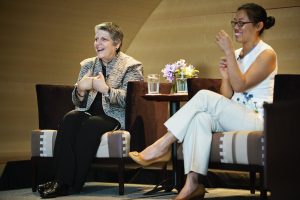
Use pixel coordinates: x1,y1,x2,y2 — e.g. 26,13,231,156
95,42,102,50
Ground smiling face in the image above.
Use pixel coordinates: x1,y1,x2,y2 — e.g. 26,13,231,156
232,9,260,44
94,30,120,63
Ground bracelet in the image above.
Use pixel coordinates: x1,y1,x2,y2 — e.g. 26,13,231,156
76,88,85,98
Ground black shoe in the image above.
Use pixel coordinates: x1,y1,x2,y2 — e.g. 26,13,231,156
40,181,69,199
37,181,54,194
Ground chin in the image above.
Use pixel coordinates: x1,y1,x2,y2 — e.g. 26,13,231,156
235,37,242,43
97,54,105,59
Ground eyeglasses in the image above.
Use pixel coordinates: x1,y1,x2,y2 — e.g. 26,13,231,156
231,21,254,28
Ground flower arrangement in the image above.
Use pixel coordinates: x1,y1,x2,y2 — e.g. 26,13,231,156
161,59,199,83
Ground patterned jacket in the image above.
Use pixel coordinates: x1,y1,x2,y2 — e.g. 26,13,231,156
72,52,144,129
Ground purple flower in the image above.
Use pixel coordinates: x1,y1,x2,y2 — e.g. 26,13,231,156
161,59,185,82
161,59,199,82
161,63,177,82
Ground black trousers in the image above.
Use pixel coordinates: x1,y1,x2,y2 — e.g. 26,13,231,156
53,110,120,192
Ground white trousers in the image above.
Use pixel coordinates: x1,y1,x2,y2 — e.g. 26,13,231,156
164,90,263,175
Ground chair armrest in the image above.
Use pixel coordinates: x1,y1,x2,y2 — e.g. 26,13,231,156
210,131,264,165
96,130,131,158
187,78,221,99
31,129,57,157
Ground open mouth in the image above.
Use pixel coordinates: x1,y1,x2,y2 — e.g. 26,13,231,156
235,32,242,37
97,48,104,53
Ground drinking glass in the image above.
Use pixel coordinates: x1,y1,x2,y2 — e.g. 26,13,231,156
147,74,160,94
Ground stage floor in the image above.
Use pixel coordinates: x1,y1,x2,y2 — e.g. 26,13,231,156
0,182,269,200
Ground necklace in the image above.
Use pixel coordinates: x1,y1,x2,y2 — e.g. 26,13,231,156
238,40,260,60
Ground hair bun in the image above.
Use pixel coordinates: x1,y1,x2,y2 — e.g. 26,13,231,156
265,16,275,29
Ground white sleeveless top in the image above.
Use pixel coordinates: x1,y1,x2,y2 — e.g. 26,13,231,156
231,40,278,119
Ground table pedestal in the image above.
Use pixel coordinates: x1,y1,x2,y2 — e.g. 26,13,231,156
142,94,188,196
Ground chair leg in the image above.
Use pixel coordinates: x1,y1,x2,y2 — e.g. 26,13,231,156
259,170,268,200
260,190,268,200
250,170,256,194
31,157,37,192
118,158,125,195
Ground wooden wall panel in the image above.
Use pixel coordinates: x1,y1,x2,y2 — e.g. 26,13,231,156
265,7,300,74
126,0,300,78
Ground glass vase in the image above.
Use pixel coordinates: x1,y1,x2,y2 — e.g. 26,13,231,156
170,81,177,94
175,76,188,93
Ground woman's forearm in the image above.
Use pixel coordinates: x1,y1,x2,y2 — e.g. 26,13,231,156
225,51,245,92
220,78,234,98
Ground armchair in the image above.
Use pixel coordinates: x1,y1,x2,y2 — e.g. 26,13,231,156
264,74,300,200
31,81,172,195
186,77,266,199
184,74,300,199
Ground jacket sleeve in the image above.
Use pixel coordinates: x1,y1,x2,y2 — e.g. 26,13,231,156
106,63,143,108
72,59,94,108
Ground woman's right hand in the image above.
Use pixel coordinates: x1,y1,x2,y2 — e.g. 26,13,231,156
77,70,93,92
216,30,234,55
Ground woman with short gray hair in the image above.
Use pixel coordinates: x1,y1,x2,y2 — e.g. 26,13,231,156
38,22,143,198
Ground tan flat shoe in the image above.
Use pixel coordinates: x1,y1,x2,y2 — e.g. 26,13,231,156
129,149,171,166
174,184,206,200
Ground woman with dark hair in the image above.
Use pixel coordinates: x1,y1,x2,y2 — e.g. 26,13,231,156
37,22,143,198
129,3,276,200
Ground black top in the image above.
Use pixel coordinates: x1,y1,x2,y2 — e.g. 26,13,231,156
88,63,106,116
87,92,105,115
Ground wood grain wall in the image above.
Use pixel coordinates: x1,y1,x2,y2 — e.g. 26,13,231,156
127,0,300,78
0,0,299,162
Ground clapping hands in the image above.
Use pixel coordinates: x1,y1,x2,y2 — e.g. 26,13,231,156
215,30,234,55
218,57,229,79
76,70,109,95
216,30,234,80
93,73,109,94
76,70,94,91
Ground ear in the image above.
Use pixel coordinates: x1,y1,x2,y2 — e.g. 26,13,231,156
256,21,264,32
114,41,121,50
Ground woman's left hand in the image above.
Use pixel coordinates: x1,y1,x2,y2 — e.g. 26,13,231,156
216,30,234,55
219,57,229,79
92,72,110,94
